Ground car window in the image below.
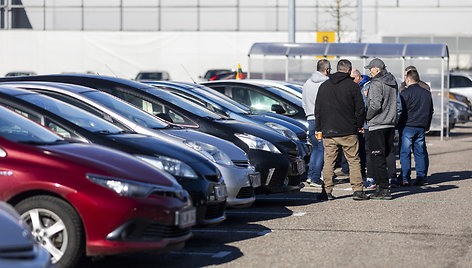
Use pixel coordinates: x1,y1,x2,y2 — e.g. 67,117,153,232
231,86,280,113
450,75,472,88
16,94,125,134
0,105,63,144
210,86,226,95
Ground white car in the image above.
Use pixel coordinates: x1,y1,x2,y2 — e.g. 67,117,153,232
450,73,472,102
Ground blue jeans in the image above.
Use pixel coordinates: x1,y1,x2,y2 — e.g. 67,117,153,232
400,126,427,180
308,119,324,180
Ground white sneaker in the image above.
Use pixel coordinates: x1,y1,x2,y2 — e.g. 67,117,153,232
309,178,324,187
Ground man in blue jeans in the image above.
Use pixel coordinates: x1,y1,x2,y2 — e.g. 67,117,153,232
302,59,331,187
398,69,433,186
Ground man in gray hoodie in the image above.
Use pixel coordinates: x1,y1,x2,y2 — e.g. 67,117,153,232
365,58,399,200
302,59,331,187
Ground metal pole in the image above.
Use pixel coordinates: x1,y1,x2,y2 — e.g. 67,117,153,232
440,58,444,140
288,0,295,43
357,0,362,42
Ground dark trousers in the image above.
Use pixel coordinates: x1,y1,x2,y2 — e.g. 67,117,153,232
368,127,395,189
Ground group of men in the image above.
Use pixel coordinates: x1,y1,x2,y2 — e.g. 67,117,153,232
302,58,433,201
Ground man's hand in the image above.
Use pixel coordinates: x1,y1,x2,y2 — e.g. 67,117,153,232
358,128,364,134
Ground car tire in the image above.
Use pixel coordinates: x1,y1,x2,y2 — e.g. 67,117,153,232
15,195,84,268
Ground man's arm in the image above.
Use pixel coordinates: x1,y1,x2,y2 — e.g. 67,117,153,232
353,84,365,129
314,88,322,132
366,81,383,121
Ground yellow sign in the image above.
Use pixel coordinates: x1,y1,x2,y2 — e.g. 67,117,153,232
316,32,335,58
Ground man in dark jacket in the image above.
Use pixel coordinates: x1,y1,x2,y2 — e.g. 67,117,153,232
398,69,433,186
399,66,431,92
365,58,398,200
315,59,369,201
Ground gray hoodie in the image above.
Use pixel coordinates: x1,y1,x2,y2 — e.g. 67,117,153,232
302,71,329,120
366,70,399,130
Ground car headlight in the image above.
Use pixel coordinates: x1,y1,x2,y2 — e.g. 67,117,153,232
86,173,184,198
183,140,233,166
135,155,199,179
264,122,300,141
235,133,281,154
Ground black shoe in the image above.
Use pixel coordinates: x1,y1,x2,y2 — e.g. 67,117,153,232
413,179,425,186
327,193,335,200
352,191,370,201
369,188,392,200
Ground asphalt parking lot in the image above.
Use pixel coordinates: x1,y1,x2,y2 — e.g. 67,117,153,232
79,123,472,268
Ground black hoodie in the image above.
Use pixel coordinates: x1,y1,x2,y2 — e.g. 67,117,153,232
314,72,365,138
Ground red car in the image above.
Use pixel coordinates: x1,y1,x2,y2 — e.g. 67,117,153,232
0,105,196,268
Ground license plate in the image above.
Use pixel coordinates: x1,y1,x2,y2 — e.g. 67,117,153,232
297,159,306,174
249,172,261,187
214,185,227,201
176,207,196,229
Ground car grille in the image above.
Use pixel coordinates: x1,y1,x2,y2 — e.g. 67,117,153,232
204,202,226,220
232,160,250,168
236,186,255,199
141,224,191,240
0,245,35,259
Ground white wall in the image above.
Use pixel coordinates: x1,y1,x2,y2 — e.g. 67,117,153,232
0,31,322,82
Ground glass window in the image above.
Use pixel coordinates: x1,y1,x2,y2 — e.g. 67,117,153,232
0,106,62,144
16,94,124,134
231,86,280,113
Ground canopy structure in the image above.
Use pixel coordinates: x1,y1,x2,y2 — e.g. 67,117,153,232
248,42,450,139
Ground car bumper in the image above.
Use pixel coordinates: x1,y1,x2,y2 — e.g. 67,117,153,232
247,149,291,193
216,163,259,208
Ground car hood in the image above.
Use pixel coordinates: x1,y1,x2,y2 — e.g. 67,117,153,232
106,133,218,173
163,128,248,161
261,112,307,131
247,114,307,139
216,119,296,150
41,142,178,187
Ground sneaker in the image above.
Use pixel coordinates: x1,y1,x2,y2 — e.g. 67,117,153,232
364,178,376,189
327,193,335,200
369,188,392,200
401,180,410,187
353,191,370,200
317,191,328,201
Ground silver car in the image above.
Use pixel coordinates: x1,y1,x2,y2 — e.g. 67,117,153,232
0,82,261,208
0,201,54,268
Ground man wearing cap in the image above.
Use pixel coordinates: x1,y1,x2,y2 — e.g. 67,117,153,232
364,58,399,200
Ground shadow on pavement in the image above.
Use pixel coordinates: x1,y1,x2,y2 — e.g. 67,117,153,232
78,244,243,268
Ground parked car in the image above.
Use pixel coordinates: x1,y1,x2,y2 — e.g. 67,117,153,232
0,74,305,194
243,79,304,99
135,71,170,81
0,81,259,208
0,201,53,268
0,86,226,225
449,72,472,102
201,80,307,126
449,99,470,126
140,80,311,163
200,69,232,81
5,71,37,77
0,105,194,267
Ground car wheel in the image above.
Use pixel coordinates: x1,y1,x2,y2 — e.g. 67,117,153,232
15,195,84,268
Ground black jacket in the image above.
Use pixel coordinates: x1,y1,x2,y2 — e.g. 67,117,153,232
315,72,365,137
399,83,434,130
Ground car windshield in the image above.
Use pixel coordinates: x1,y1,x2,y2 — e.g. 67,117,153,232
191,84,251,114
143,87,226,119
17,94,125,134
81,91,169,129
260,85,303,107
0,105,63,144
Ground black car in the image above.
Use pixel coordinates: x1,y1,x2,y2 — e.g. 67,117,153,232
201,80,307,123
0,86,226,225
0,74,305,194
141,80,311,163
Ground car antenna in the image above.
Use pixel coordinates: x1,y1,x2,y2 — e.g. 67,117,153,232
181,64,197,84
105,64,118,77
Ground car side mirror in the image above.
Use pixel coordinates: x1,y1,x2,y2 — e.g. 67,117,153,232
0,147,6,158
271,104,285,114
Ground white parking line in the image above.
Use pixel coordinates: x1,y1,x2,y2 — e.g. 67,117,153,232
293,212,306,216
226,211,293,215
169,251,232,258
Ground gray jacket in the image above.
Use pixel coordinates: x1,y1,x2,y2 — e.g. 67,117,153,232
366,70,399,130
302,71,329,120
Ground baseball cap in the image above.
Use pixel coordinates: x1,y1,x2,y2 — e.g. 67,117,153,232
364,58,385,69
